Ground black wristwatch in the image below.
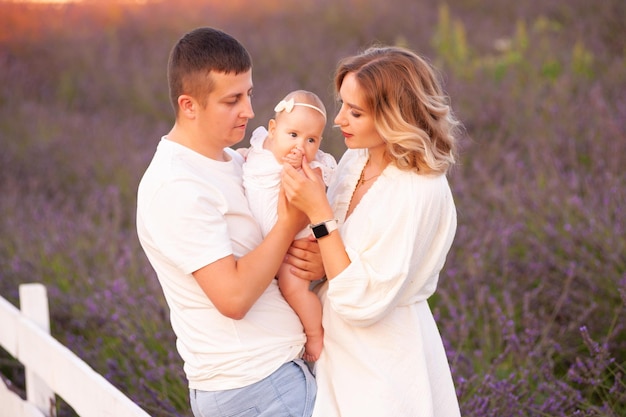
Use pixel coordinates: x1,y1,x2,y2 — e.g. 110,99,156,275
310,219,339,239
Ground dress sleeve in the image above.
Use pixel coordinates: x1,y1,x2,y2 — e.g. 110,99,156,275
326,173,457,327
310,150,338,186
241,129,282,237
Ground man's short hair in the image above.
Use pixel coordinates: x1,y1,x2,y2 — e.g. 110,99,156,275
167,27,252,113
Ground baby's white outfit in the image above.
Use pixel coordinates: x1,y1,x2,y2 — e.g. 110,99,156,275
243,126,337,238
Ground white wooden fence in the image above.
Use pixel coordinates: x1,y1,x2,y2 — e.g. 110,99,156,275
0,283,151,417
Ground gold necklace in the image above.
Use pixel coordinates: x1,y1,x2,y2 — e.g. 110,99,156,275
357,156,382,186
358,170,381,186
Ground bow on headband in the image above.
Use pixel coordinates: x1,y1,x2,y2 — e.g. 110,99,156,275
274,98,326,120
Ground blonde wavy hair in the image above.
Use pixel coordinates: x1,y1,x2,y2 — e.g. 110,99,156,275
335,46,460,174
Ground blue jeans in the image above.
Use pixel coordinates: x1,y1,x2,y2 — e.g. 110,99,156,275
190,359,316,417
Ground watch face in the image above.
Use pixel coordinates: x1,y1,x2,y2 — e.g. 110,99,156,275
312,223,329,238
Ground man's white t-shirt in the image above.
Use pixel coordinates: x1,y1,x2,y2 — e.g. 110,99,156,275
136,138,305,391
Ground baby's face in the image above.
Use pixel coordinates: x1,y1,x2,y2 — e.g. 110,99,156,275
268,106,326,164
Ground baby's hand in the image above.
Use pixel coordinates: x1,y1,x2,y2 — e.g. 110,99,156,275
282,147,304,169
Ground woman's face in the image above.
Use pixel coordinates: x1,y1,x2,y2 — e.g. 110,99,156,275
334,72,385,151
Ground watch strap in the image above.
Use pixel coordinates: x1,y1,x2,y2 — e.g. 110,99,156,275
310,219,338,239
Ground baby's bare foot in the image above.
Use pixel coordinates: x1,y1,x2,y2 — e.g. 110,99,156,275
303,333,323,362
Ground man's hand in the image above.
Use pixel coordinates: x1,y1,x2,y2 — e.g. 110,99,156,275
275,185,309,236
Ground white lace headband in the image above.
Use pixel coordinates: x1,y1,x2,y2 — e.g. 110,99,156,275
274,98,326,120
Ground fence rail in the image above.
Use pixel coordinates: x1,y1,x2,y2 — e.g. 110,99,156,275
0,283,151,417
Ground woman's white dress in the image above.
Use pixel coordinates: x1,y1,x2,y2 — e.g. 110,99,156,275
311,149,461,417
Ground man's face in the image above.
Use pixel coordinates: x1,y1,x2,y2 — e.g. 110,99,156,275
197,70,254,155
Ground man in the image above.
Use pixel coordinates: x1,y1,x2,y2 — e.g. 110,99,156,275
136,27,320,417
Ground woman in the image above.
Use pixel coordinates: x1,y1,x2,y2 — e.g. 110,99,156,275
282,46,462,417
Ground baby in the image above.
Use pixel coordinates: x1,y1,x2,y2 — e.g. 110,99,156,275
242,90,336,361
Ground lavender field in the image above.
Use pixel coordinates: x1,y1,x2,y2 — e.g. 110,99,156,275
1,0,624,416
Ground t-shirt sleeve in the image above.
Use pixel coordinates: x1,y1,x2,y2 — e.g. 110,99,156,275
144,176,233,275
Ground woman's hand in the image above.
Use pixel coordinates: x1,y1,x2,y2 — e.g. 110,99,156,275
282,157,333,222
284,235,325,280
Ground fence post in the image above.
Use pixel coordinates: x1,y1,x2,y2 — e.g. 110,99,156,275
19,283,57,417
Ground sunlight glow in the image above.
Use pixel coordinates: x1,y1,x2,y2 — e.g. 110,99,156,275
6,0,151,3
5,0,82,3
